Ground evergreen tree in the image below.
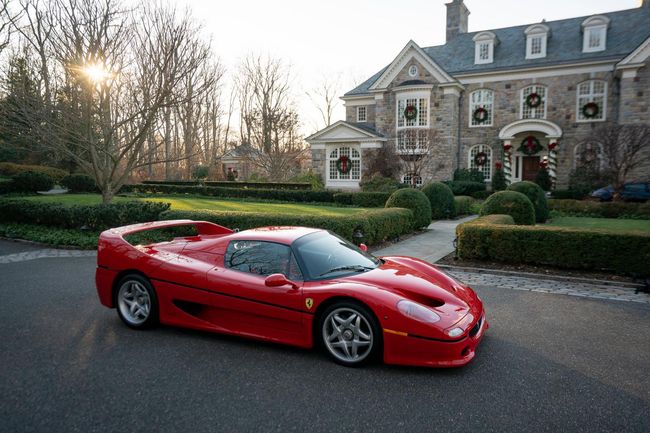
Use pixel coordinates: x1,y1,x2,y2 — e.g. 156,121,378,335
492,163,507,191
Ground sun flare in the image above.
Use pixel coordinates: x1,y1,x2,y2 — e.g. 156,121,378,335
82,63,112,83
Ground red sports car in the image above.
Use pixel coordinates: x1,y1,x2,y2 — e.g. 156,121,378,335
96,220,487,368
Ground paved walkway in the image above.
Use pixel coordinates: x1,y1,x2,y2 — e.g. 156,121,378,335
373,215,476,263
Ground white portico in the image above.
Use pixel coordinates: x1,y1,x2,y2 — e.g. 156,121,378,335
306,121,386,190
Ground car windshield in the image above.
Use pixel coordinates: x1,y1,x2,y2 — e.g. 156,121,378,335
293,231,381,280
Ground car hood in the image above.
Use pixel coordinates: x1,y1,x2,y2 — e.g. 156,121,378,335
340,256,479,324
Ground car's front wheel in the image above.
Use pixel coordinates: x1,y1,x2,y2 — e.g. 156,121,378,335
115,274,158,329
320,301,381,367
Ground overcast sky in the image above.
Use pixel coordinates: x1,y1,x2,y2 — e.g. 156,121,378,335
177,0,641,135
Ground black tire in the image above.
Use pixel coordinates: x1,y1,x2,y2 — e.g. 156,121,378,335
318,300,382,367
114,273,158,330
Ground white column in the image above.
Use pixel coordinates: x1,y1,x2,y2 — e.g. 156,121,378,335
547,139,559,189
502,140,513,185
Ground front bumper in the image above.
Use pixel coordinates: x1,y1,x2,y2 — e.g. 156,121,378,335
382,313,488,368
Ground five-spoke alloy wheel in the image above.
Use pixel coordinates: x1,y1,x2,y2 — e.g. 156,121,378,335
320,302,381,367
115,274,158,329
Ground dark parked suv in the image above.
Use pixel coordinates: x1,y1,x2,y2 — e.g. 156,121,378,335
591,183,650,202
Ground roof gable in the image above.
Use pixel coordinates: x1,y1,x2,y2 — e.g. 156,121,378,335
306,121,386,144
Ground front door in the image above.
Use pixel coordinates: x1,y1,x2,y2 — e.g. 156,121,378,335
522,156,540,181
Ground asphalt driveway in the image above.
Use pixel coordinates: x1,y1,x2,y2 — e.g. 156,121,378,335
1,240,648,433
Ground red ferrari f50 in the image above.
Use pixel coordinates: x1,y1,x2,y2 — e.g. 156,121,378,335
96,220,487,367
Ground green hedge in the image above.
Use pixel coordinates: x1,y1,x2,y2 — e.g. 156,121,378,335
456,215,650,275
0,199,171,230
443,180,486,196
333,192,390,208
160,208,414,246
480,190,535,225
0,223,99,249
61,174,98,193
551,190,587,200
142,180,311,190
11,171,54,192
0,162,68,182
454,196,474,216
422,182,456,219
507,181,549,223
121,183,336,203
549,199,650,220
385,188,431,229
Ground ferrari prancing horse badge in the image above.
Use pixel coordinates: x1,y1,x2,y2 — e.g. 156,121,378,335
305,298,314,309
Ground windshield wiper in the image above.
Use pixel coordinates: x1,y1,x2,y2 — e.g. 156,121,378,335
318,265,374,277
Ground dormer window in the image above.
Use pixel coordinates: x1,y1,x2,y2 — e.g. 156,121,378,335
357,106,367,122
582,15,610,53
473,32,497,65
525,24,549,59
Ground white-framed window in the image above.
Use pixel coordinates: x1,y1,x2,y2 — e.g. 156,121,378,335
356,106,367,122
573,142,604,170
402,173,423,188
408,65,418,77
396,94,429,154
469,89,494,127
468,144,492,181
582,16,609,53
525,24,549,59
328,146,361,181
576,80,607,122
473,32,496,65
520,85,547,119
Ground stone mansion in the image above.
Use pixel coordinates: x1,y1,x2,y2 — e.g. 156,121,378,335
307,0,650,189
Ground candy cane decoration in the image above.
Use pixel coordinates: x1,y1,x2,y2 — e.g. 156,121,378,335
503,141,513,185
547,141,558,189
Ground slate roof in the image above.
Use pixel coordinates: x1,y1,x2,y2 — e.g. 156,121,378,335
344,7,650,97
350,122,384,137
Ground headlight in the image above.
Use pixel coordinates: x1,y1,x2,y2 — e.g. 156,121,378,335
397,300,440,323
447,327,464,337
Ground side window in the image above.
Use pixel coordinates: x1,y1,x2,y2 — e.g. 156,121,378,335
225,240,303,280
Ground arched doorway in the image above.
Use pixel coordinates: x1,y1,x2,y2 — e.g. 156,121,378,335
498,119,562,186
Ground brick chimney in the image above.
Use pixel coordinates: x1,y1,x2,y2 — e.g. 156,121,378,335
446,0,470,42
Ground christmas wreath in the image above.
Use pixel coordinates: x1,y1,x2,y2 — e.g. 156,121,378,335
518,135,543,155
582,102,599,119
525,92,542,108
336,155,351,174
503,143,513,153
472,107,489,124
474,152,488,166
404,104,418,121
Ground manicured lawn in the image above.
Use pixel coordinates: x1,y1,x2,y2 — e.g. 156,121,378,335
22,194,365,216
545,216,650,233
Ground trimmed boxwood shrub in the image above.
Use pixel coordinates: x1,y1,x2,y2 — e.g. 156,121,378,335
61,174,97,193
11,171,54,192
121,183,337,203
160,208,413,246
142,180,311,190
454,196,474,216
385,188,431,229
456,215,650,275
479,190,535,225
507,181,549,222
359,175,405,192
0,162,68,182
551,190,587,200
421,182,456,219
0,199,170,230
333,192,391,208
471,190,492,200
443,180,486,196
549,199,650,220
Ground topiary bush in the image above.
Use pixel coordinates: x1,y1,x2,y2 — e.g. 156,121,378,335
359,175,405,192
61,174,97,193
333,192,391,208
443,180,486,196
479,190,535,225
385,188,431,229
507,181,549,223
11,171,54,192
421,182,455,219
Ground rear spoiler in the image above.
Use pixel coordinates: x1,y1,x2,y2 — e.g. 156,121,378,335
100,219,233,240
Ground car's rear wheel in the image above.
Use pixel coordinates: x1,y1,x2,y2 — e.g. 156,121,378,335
320,301,381,367
115,274,158,329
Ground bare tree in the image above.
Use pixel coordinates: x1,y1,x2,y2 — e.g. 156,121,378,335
306,74,340,130
237,54,306,181
589,123,650,197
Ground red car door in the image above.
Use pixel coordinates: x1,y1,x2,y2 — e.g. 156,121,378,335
204,240,308,346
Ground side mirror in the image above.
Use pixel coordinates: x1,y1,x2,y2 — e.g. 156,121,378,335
359,243,368,252
265,273,298,290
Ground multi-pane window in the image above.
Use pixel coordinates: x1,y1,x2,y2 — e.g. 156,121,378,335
468,144,492,181
577,80,607,122
402,173,423,188
357,106,367,122
328,146,361,181
475,42,493,64
530,37,542,55
573,142,604,170
397,98,428,128
469,89,494,127
584,27,606,52
521,85,547,119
